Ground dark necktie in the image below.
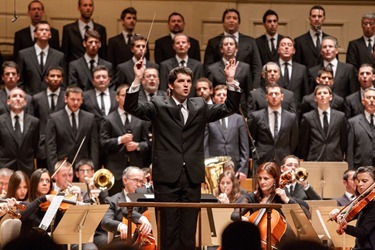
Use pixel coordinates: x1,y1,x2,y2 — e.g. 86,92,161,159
221,118,227,132
127,34,133,46
316,32,321,51
289,185,294,196
148,93,154,101
371,114,374,129
284,62,290,88
40,51,44,72
178,104,185,124
72,112,77,136
323,111,329,136
270,38,275,53
273,111,278,139
50,93,56,111
89,59,95,74
180,60,186,67
14,115,22,144
84,25,90,33
368,39,373,54
124,113,131,133
100,92,106,116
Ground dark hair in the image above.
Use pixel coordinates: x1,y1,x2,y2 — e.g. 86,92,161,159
29,169,51,202
215,170,241,203
213,85,227,96
196,77,213,89
117,84,130,95
167,66,193,85
84,29,101,42
219,35,238,48
65,86,83,97
28,0,44,11
343,169,355,182
2,61,19,75
168,12,185,23
121,7,137,20
277,36,295,49
92,65,109,76
221,221,261,250
280,155,300,167
222,8,241,23
6,171,30,201
34,20,50,32
314,84,332,96
354,166,375,182
310,5,326,17
173,33,190,44
131,35,147,48
317,67,334,78
359,63,375,74
254,162,280,202
266,83,282,94
46,66,64,77
262,9,278,23
75,159,94,171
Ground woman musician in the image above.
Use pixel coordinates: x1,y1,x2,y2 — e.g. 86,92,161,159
329,166,375,250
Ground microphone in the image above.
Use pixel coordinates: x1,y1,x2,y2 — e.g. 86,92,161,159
11,0,18,22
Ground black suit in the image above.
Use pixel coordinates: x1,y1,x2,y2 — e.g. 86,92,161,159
308,62,359,98
0,89,34,116
32,89,66,161
256,34,284,65
115,59,159,88
62,20,107,63
81,89,118,132
248,108,298,168
101,191,146,237
336,194,351,206
204,114,249,175
138,89,167,104
300,93,344,115
204,33,262,88
124,87,240,249
107,33,150,71
13,27,60,60
299,109,348,161
154,34,201,64
344,91,365,119
0,112,39,177
100,110,149,180
247,87,296,118
207,60,252,113
159,57,204,96
45,108,99,172
294,31,331,69
285,183,321,200
17,46,66,95
68,57,113,90
346,37,374,70
347,113,375,169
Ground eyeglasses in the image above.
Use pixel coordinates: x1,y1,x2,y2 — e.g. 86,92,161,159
78,169,93,174
127,178,145,185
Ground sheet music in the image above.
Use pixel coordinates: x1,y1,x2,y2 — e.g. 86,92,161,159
315,209,332,239
38,194,64,230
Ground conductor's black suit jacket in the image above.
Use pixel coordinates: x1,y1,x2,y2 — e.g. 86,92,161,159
124,89,241,184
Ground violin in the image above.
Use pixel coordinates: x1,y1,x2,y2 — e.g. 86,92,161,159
39,191,85,212
0,198,26,219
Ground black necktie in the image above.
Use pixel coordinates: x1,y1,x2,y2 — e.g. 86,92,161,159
368,39,373,54
323,111,329,136
127,34,133,46
284,62,290,88
180,60,186,67
89,59,95,74
50,93,56,111
40,51,44,72
316,32,321,50
273,111,278,139
371,114,374,129
178,104,185,124
84,25,90,33
72,112,77,136
148,93,154,101
14,115,22,144
124,113,131,133
270,38,275,53
100,92,106,115
289,185,294,196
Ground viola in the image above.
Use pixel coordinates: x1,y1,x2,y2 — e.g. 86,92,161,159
0,199,26,219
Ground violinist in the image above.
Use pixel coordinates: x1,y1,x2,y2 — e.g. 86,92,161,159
0,168,13,198
231,162,297,247
5,170,29,201
329,166,375,250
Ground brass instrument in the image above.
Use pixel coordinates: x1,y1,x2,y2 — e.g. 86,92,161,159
93,168,115,191
294,167,308,182
202,156,231,194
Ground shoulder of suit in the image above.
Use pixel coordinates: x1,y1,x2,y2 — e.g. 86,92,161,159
155,35,170,43
80,109,96,118
93,22,106,30
15,27,29,35
331,109,346,118
108,33,122,42
48,47,64,57
25,113,39,122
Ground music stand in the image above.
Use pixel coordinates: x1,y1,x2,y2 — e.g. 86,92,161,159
52,204,109,250
208,208,234,246
300,162,347,199
281,204,320,242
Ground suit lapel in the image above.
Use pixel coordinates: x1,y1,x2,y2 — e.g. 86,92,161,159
3,114,21,146
81,57,93,83
326,111,336,137
313,110,325,138
185,99,198,127
263,109,274,140
63,110,77,140
42,91,51,113
358,114,374,138
30,47,42,76
89,90,102,113
43,48,55,76
305,33,319,57
114,111,126,134
167,97,184,127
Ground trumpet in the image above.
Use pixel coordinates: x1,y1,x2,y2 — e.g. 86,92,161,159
93,168,114,191
294,167,308,182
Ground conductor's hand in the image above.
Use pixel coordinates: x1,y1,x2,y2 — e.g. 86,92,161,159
275,188,289,204
119,223,128,239
224,58,239,82
134,59,145,82
120,134,133,144
138,216,152,235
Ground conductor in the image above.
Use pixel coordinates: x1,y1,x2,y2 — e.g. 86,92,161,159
124,59,241,249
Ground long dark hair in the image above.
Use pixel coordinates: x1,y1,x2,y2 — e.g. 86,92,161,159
215,170,241,203
29,169,51,202
254,162,280,202
6,171,30,201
